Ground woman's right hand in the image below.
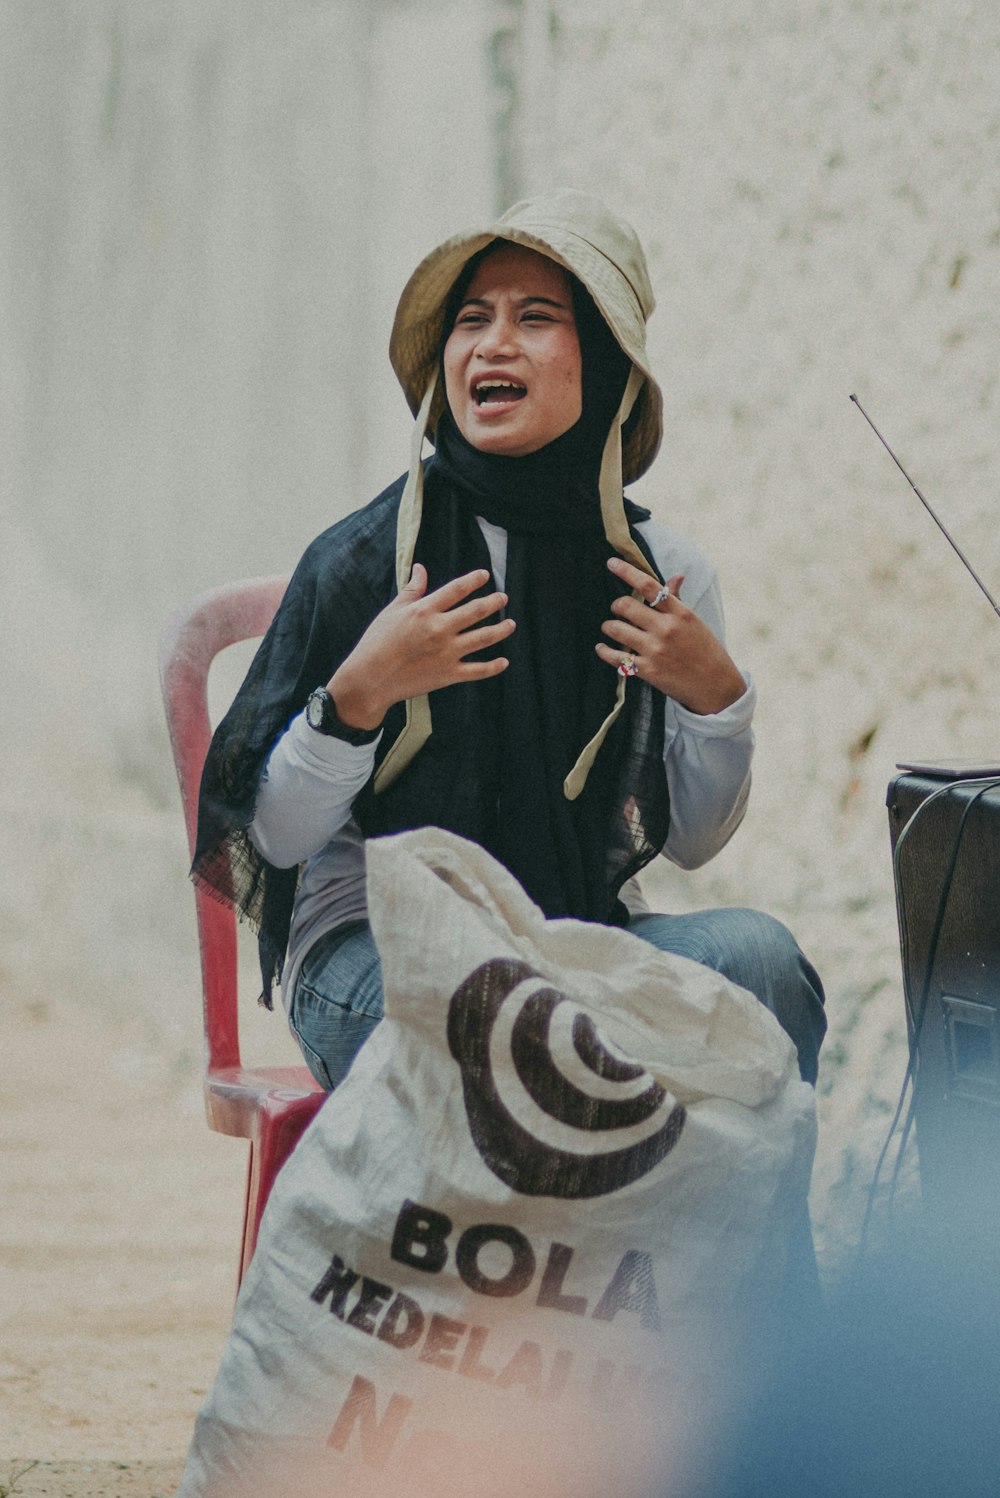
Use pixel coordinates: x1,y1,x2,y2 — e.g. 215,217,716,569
325,564,515,730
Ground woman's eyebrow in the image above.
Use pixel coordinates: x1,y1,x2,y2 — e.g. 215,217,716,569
458,294,570,311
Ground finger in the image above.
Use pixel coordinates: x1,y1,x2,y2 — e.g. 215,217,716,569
606,556,669,605
595,641,641,675
425,568,494,612
606,556,654,593
613,574,688,626
600,618,646,652
456,654,510,680
456,618,517,656
449,589,509,630
646,572,685,610
399,561,429,598
609,594,657,627
608,557,686,610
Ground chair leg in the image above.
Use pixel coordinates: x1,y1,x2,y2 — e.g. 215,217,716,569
237,1140,258,1292
237,1093,326,1287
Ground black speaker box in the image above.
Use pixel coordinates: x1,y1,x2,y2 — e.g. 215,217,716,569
887,771,1000,1218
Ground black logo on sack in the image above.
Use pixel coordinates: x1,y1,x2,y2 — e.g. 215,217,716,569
447,958,686,1199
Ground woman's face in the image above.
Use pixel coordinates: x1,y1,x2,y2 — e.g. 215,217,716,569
443,243,583,457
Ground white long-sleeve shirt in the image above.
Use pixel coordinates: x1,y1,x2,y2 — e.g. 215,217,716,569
249,515,756,1012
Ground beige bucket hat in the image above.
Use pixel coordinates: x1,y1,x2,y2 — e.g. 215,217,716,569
390,187,663,485
376,188,665,797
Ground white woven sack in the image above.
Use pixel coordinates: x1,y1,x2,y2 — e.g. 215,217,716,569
177,828,816,1498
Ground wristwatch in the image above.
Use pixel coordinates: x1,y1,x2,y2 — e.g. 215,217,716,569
304,688,381,745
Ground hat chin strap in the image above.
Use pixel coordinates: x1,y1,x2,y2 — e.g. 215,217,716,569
598,365,652,569
565,364,653,801
377,365,654,803
373,376,436,794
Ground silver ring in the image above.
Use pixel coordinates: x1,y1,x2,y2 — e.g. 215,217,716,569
649,585,671,608
617,652,639,678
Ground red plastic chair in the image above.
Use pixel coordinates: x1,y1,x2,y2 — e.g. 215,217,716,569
159,577,325,1286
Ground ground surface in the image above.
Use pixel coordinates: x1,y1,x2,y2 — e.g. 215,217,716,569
0,1463,182,1498
0,985,266,1496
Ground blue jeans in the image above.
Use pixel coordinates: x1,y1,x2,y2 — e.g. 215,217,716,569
289,907,826,1092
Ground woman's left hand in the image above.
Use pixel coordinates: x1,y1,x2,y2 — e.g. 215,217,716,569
596,558,747,716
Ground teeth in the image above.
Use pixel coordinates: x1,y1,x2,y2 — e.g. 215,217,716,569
474,379,526,405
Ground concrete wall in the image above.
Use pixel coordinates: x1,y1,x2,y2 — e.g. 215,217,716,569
0,0,497,762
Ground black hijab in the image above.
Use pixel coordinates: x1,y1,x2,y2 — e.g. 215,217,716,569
193,264,670,1002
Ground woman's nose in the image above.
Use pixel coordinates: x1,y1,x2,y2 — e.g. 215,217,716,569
475,315,518,359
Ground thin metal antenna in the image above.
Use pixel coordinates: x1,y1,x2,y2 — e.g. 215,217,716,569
850,393,1000,621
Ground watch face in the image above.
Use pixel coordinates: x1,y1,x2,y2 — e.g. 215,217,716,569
306,691,327,729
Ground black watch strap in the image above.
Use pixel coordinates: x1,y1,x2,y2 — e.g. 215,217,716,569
305,688,381,745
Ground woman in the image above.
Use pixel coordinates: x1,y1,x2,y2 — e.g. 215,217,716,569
194,189,825,1093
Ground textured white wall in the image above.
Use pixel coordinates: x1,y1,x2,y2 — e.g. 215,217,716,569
514,0,1000,1250
0,0,495,758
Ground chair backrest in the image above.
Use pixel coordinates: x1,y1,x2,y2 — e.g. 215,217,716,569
159,576,288,1073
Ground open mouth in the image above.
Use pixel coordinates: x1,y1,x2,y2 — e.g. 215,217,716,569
473,379,527,407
